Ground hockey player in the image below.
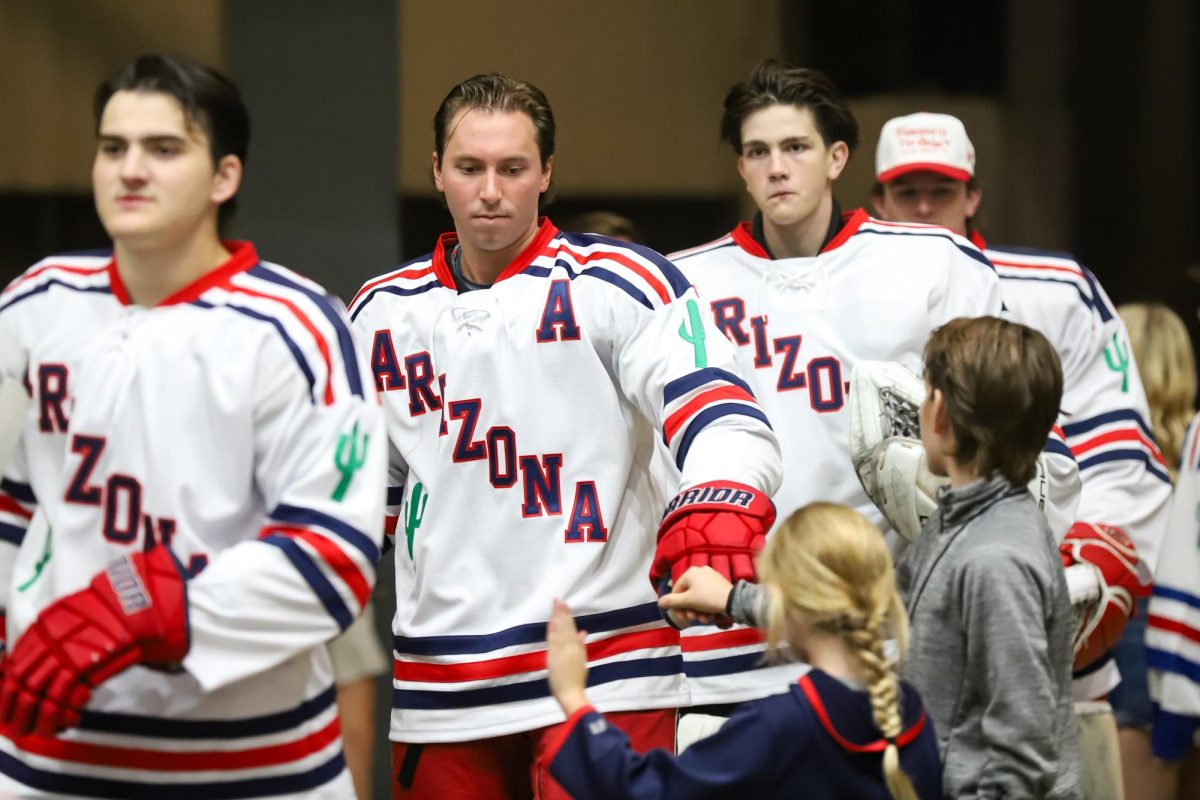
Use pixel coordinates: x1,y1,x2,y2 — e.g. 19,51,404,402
665,61,1081,724
0,55,385,797
872,111,1171,800
349,73,781,799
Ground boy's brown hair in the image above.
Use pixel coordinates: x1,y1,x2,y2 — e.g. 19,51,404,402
923,316,1062,485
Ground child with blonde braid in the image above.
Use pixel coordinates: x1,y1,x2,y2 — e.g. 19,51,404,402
545,502,942,799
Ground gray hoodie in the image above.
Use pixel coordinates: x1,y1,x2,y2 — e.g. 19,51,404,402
897,473,1080,799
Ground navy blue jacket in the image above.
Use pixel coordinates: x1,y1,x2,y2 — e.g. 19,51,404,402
549,669,942,799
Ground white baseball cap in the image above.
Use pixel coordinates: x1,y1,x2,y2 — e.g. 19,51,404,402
875,112,975,183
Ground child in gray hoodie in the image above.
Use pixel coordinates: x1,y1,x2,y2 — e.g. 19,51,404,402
897,315,1080,798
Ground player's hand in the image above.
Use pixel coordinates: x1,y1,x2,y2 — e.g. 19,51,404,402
651,481,775,587
658,567,735,627
546,600,589,716
0,547,189,737
1060,522,1149,670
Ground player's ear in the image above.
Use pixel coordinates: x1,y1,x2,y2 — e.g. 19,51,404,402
826,141,850,181
539,155,553,193
930,389,951,435
965,185,983,219
870,186,887,219
210,155,242,206
432,151,445,192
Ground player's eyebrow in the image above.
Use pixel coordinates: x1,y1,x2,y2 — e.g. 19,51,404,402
97,133,191,147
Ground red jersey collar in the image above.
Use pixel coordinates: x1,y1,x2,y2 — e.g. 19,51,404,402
730,208,869,259
798,671,927,754
431,217,560,289
107,241,259,307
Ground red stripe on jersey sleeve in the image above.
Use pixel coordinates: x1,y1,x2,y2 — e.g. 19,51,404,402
680,628,764,653
349,265,435,308
262,526,371,608
546,242,672,305
3,263,109,297
1070,428,1167,466
0,496,33,520
1148,614,1200,645
663,386,757,445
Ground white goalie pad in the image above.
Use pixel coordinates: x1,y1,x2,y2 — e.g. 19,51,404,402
849,361,1050,542
0,326,30,476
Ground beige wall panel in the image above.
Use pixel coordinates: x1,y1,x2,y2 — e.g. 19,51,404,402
398,0,781,197
0,0,224,191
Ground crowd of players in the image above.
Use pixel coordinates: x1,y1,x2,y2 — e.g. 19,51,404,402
0,52,1196,800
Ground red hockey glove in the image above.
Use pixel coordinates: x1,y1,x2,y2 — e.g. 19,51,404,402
1060,522,1149,670
651,481,775,588
0,547,188,737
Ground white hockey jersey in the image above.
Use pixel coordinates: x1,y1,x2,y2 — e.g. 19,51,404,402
349,219,781,743
0,242,386,798
977,235,1171,700
669,210,1076,705
1146,414,1200,757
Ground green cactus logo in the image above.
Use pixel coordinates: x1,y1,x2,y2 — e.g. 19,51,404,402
402,482,427,561
679,298,708,369
17,526,51,593
1103,333,1130,393
332,422,368,502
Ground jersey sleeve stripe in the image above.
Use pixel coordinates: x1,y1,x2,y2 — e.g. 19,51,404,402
350,265,436,309
348,281,443,322
2,262,110,297
1077,450,1171,484
260,535,354,631
0,496,33,520
1063,408,1157,440
1070,428,1166,466
386,486,405,506
250,266,366,399
0,523,22,545
521,265,654,310
1148,614,1200,646
394,627,679,684
269,503,380,566
220,279,337,405
0,479,35,505
393,601,662,657
854,227,995,272
0,280,113,314
264,526,372,608
547,244,672,304
662,385,758,445
203,300,319,403
392,655,681,711
1154,585,1200,611
673,405,773,469
679,628,763,652
664,368,754,406
1044,438,1075,459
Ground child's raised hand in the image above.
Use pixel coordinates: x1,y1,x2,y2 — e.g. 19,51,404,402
657,566,735,626
547,599,590,716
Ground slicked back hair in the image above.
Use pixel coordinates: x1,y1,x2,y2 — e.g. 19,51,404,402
720,59,859,156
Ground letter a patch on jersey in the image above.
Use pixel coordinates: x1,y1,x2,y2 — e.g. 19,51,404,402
333,421,369,501
536,280,581,342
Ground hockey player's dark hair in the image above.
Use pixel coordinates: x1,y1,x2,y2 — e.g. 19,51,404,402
720,59,859,156
94,54,250,229
924,316,1063,486
434,73,556,167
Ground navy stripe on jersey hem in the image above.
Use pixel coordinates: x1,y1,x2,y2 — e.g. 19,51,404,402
675,405,772,469
1077,449,1170,484
1062,408,1155,439
522,265,653,310
1153,584,1200,610
387,486,405,506
853,228,994,271
682,652,769,678
1147,647,1200,683
0,747,345,799
663,367,756,406
0,281,112,314
394,602,663,656
349,282,442,322
197,300,319,403
270,503,381,565
0,523,22,545
250,265,366,399
78,685,337,738
392,654,682,710
261,536,354,631
0,479,35,504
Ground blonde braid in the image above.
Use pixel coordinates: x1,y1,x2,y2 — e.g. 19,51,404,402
844,605,918,800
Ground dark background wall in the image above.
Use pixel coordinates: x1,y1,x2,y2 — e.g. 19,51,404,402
2,2,1197,796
